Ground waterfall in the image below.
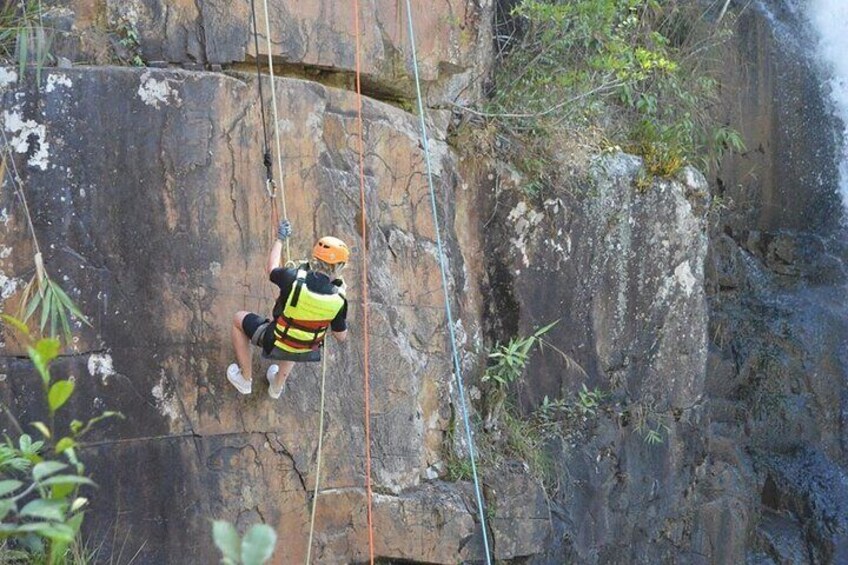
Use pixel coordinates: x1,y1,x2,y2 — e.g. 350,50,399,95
805,0,848,212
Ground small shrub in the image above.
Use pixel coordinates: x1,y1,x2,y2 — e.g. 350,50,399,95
626,399,671,445
0,318,122,563
463,0,746,193
483,320,559,389
112,17,144,67
482,320,558,430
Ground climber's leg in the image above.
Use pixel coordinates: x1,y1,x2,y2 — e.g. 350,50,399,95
266,361,295,399
227,311,256,394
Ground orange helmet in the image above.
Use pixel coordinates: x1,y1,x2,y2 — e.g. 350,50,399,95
313,236,350,265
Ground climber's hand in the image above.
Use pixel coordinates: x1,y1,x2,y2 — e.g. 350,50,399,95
277,219,292,241
331,278,347,296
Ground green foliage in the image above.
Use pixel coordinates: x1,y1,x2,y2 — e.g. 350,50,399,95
212,521,277,565
0,320,123,563
478,0,745,187
500,407,552,480
482,321,558,388
0,0,52,81
13,252,91,345
113,17,144,67
535,385,608,425
627,399,671,445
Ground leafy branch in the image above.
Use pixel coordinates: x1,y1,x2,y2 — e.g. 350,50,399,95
1,136,91,344
0,318,123,563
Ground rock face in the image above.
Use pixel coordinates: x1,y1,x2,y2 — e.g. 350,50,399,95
48,0,492,104
477,154,712,562
705,1,848,562
716,0,843,235
0,64,508,563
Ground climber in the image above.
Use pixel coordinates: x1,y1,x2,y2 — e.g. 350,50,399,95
226,220,349,398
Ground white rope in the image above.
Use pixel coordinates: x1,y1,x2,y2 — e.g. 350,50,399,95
259,0,291,259
305,343,329,564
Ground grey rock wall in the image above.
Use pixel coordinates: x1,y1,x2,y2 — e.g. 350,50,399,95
477,153,712,563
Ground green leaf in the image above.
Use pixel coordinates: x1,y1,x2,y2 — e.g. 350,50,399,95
32,461,67,482
0,314,30,336
30,522,75,543
31,421,52,439
56,300,71,342
50,282,90,326
0,479,24,497
77,411,124,437
19,498,67,521
55,437,76,454
50,482,76,500
48,380,75,413
49,291,58,337
18,26,28,79
70,497,87,513
40,474,95,488
19,434,32,453
40,287,52,331
241,523,277,565
212,520,241,564
69,420,83,435
23,282,42,322
0,499,16,521
28,338,61,387
0,522,53,537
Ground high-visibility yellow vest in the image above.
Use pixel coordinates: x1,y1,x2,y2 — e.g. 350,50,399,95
273,269,345,354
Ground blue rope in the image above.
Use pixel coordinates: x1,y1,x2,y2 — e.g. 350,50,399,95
403,2,492,562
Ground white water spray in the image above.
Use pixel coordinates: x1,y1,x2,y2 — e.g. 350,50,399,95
805,0,848,211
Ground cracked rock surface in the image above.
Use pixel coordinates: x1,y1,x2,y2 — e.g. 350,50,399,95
47,0,493,104
0,66,534,563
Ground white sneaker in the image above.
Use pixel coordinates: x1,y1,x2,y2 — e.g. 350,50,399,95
266,364,283,399
227,363,252,395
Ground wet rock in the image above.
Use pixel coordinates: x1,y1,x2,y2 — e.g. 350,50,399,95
716,3,843,235
756,449,848,563
753,510,811,565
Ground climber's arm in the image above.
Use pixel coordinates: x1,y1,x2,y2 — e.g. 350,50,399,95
330,299,348,343
266,239,284,276
266,220,292,276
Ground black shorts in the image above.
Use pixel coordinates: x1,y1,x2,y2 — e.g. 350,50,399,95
241,313,322,362
242,313,271,346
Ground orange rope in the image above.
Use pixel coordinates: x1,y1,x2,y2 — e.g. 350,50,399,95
353,1,375,562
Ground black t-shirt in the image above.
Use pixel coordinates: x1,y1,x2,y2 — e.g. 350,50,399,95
269,267,348,333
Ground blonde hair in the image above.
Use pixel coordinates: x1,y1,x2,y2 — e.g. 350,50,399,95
312,259,345,279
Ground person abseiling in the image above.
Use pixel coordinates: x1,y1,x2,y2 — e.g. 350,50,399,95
227,220,349,398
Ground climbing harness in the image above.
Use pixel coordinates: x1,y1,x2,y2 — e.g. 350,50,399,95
403,2,493,563
272,269,346,356
353,1,376,562
305,340,329,565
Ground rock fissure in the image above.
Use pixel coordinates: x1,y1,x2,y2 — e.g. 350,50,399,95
226,61,413,111
265,432,307,492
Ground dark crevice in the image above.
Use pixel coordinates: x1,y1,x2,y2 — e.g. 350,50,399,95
225,58,413,111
